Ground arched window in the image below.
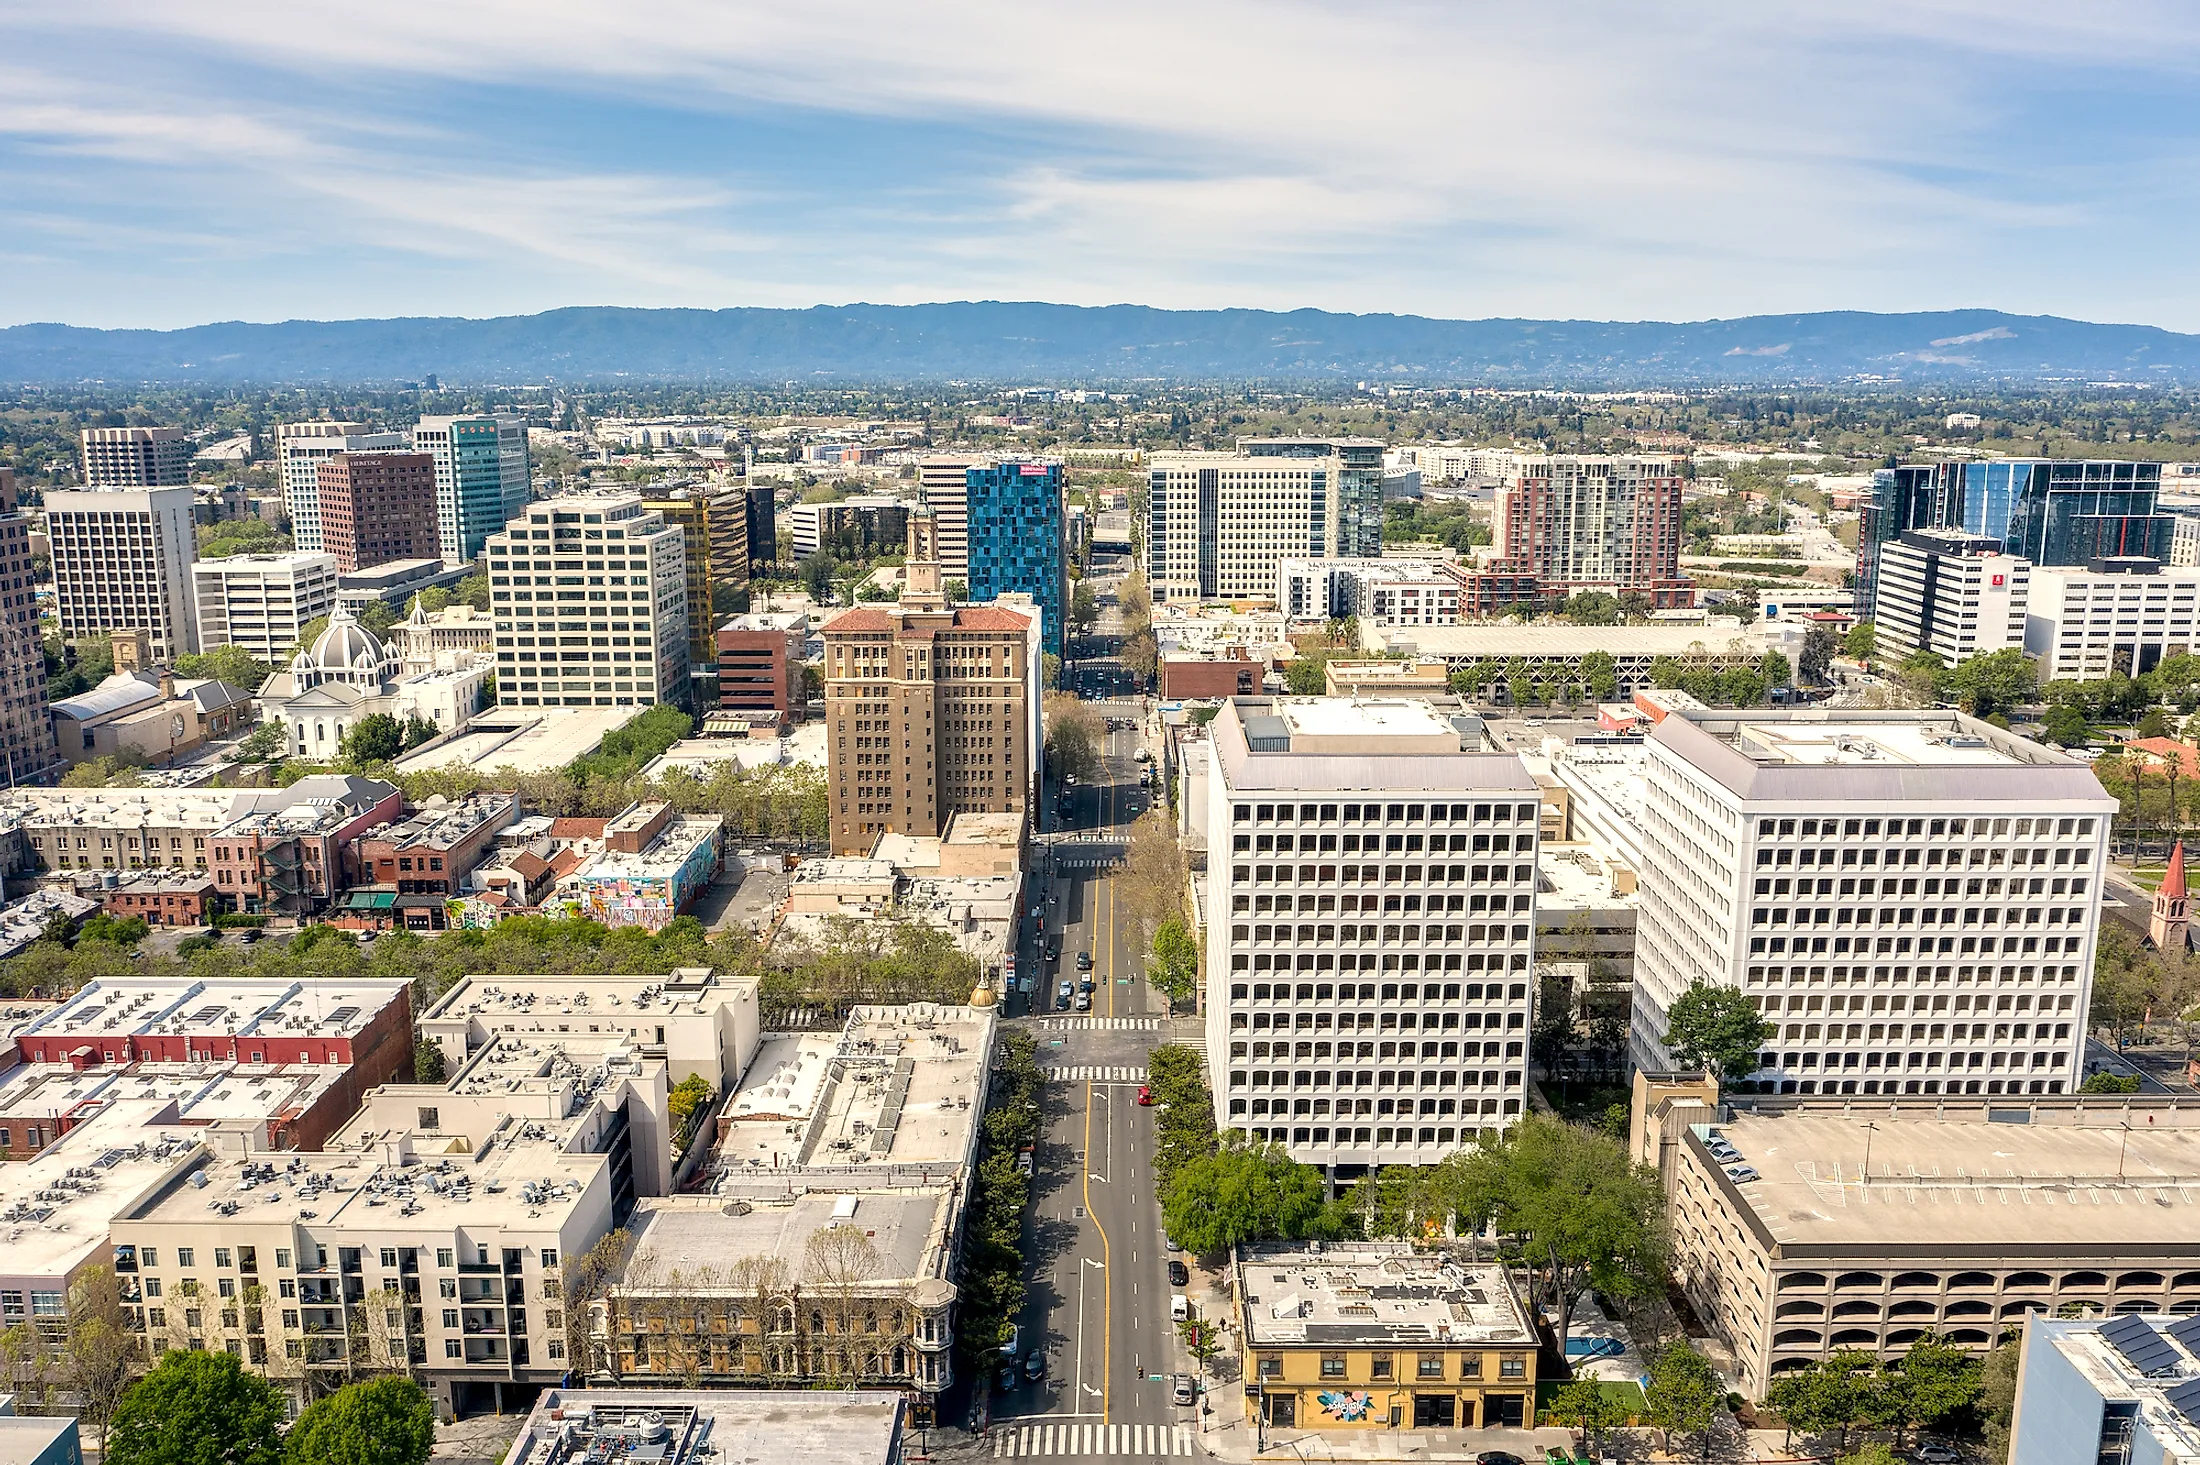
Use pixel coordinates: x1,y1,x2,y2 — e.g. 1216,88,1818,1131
893,1346,907,1375
810,1309,825,1335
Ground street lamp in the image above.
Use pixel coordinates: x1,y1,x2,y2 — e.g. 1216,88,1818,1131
1859,1121,1879,1188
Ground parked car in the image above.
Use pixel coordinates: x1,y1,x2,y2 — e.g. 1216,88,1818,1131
1024,1351,1047,1381
1055,991,1071,1011
1475,1454,1525,1465
1724,1164,1761,1183
1909,1444,1962,1464
1073,992,1092,1012
1167,1260,1189,1286
1171,1374,1195,1406
1164,1232,1181,1253
1170,1294,1190,1322
1078,978,1096,994
1000,1324,1020,1356
998,1366,1018,1394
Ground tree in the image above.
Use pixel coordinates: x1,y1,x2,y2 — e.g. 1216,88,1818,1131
2081,1070,2141,1093
943,578,968,602
668,1073,713,1135
1838,1447,1902,1465
1766,1351,1880,1452
1119,630,1158,684
799,552,839,602
1843,619,1877,664
285,1376,435,1465
1177,1314,1222,1376
1159,1133,1329,1253
1883,1335,1982,1446
1760,650,1793,688
60,1265,138,1459
1544,1378,1626,1452
1070,580,1100,633
339,712,405,765
1581,649,1618,701
237,721,288,762
1799,626,1839,685
2043,703,2092,748
454,572,491,611
1642,1343,1723,1458
1149,918,1198,1008
1665,981,1774,1081
1043,693,1103,783
1946,648,2038,718
1979,1338,2019,1461
172,644,274,692
1040,652,1061,690
413,1038,446,1084
107,1350,286,1465
2139,707,2175,740
1448,1116,1666,1351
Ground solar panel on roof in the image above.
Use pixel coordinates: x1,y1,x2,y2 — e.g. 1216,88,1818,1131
2166,1377,2200,1427
2102,1314,2183,1375
2167,1314,2200,1359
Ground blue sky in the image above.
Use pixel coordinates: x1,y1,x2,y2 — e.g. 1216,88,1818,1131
6,0,2200,330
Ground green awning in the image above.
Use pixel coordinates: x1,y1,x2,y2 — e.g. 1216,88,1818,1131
340,891,399,910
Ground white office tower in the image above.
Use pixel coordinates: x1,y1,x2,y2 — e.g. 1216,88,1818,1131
1632,709,2113,1097
274,421,410,553
190,552,339,667
2026,557,2200,682
414,414,531,565
484,494,691,710
1202,697,1539,1184
46,486,200,659
1872,530,2030,662
1148,439,1385,603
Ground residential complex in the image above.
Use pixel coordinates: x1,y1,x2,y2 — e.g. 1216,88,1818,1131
190,552,340,667
642,485,750,665
919,456,976,581
485,495,692,711
1234,1243,1538,1431
787,497,910,561
1275,556,1463,626
277,422,411,554
0,472,58,783
964,459,1065,655
1148,439,1385,603
1630,710,2112,1095
415,414,530,564
316,451,440,572
1489,454,1688,603
80,426,189,487
1199,696,1541,1180
2026,556,2200,681
1870,531,2030,662
822,513,1040,854
45,485,199,660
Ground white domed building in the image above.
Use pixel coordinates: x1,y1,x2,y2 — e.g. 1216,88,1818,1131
255,605,493,759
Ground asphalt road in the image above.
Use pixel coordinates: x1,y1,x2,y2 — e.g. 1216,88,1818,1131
951,688,1207,1461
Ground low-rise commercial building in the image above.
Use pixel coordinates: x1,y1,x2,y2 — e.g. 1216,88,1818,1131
210,775,403,915
1365,621,1762,702
338,793,520,931
5,775,397,878
47,671,254,771
95,871,221,927
502,1390,904,1465
1159,647,1265,701
1235,1243,1538,1432
1322,659,1450,698
557,803,724,932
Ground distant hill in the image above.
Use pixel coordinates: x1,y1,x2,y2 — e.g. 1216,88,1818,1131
5,302,2199,385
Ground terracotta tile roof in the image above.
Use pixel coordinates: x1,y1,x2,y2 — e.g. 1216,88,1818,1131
953,605,1035,631
548,817,607,839
507,850,550,881
547,849,588,880
2125,738,2200,778
824,609,896,633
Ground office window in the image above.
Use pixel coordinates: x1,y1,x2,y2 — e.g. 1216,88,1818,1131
177,1248,195,1267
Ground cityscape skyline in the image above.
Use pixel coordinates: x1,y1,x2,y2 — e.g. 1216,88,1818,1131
5,4,2200,332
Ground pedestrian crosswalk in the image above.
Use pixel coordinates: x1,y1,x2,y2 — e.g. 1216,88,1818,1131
1042,1066,1148,1084
991,1422,1195,1457
1037,1017,1162,1032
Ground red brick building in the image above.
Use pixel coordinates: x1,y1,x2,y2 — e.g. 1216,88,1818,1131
210,776,402,916
1495,456,1691,606
715,612,808,719
99,872,221,927
337,792,518,932
315,451,438,572
1159,649,1264,701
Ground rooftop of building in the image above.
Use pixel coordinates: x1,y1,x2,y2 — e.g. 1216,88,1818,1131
359,793,518,851
1234,1243,1536,1348
944,811,1023,846
713,1004,989,1178
1210,698,1529,793
566,815,721,883
640,730,826,783
2037,1317,2200,1462
189,551,337,574
0,1103,208,1281
717,611,810,633
1696,1109,2200,1256
504,1389,902,1465
0,890,100,959
0,1412,78,1465
1652,709,2114,805
0,1061,344,1129
1360,620,1759,658
23,976,410,1044
423,971,752,1028
1536,845,1638,911
391,708,639,777
621,1188,956,1296
47,673,163,723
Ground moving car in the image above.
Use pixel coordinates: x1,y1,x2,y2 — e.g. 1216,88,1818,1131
1167,1260,1189,1286
1055,987,1072,1012
1076,951,1093,971
1073,992,1092,1012
1136,1085,1153,1106
998,1366,1018,1394
1078,978,1096,994
1171,1374,1195,1407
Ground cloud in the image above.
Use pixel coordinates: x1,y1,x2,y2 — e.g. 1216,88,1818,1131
3,1,2200,327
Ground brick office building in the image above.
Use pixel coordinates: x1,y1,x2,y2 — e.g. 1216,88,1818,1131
316,452,439,573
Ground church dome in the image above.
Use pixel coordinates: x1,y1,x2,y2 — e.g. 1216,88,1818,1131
294,606,397,690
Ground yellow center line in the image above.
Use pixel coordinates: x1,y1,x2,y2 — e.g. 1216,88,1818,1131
1082,1073,1112,1424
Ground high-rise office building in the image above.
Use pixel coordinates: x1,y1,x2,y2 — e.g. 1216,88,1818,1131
46,486,199,660
1631,709,2112,1097
1200,696,1541,1182
414,414,530,565
1871,530,2030,663
190,552,340,668
920,455,975,582
745,481,778,573
822,513,1038,854
1491,455,1687,603
80,427,189,487
966,460,1065,657
314,451,438,573
484,495,690,711
1147,438,1385,603
276,422,411,553
0,471,59,784
2025,557,2200,681
1859,460,2175,618
642,486,751,668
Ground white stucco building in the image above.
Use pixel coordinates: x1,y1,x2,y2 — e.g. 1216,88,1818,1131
255,606,490,759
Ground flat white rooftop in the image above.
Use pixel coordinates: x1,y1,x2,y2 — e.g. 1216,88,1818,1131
393,708,635,776
1731,719,2021,767
1272,698,1457,741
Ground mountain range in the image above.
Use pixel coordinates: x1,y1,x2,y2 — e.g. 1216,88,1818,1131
4,302,2199,385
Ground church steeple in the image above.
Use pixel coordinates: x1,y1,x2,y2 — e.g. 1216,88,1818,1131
2154,840,2190,953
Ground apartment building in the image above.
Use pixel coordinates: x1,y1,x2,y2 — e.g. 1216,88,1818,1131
276,423,411,554
45,486,199,660
190,552,340,667
1235,1244,1537,1431
484,495,692,711
1148,439,1385,603
416,970,761,1094
1275,556,1463,626
316,452,439,572
919,456,975,581
642,486,750,666
1870,531,2030,662
4,775,392,876
1655,1098,2200,1396
965,460,1065,656
1200,697,1540,1181
414,415,530,565
2012,1313,2200,1465
2025,557,2200,681
822,514,1039,854
0,472,58,783
1492,455,1688,603
1630,710,2113,1096
80,426,189,487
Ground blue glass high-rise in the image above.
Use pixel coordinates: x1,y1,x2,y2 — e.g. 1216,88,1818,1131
964,460,1065,656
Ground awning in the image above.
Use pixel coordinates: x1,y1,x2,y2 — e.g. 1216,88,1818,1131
340,890,399,910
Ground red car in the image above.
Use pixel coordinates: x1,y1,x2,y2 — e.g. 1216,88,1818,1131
1136,1085,1153,1106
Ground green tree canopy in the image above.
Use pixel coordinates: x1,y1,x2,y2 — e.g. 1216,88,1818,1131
1159,1133,1328,1254
108,1350,286,1465
172,644,274,692
286,1375,435,1465
1945,648,2038,718
1843,619,1877,664
2042,704,2092,748
339,712,406,765
1149,918,1198,1007
1643,1342,1724,1454
1665,981,1774,1080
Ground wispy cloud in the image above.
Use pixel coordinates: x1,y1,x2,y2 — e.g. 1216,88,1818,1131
2,1,2198,327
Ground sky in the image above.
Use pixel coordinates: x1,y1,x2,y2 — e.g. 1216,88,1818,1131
5,0,2200,331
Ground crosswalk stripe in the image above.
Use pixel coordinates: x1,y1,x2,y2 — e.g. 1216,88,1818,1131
990,1423,1195,1457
